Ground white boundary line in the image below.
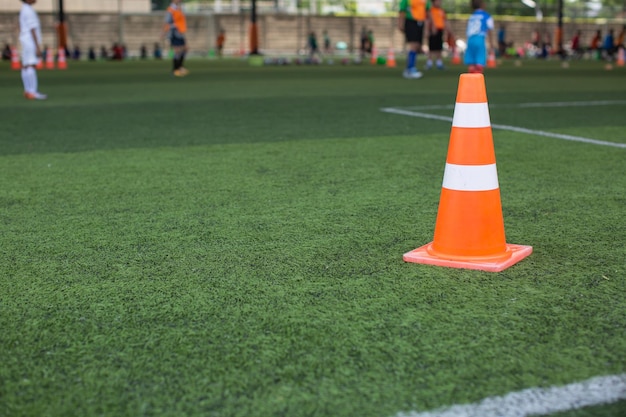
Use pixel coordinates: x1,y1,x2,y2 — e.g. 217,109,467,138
404,100,626,111
380,105,626,149
381,108,454,123
394,373,626,417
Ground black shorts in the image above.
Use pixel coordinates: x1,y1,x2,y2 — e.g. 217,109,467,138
429,30,444,52
404,19,424,44
170,35,186,47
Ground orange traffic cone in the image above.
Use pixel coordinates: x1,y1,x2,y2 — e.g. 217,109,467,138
10,46,21,70
403,73,532,272
57,47,67,70
386,48,396,68
451,48,461,65
370,46,378,65
487,51,496,68
45,49,55,69
617,47,625,67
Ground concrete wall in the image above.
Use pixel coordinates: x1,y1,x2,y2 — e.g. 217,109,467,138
0,0,150,13
1,12,622,57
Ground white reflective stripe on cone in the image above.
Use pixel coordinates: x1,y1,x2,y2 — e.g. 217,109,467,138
442,163,499,191
452,102,491,128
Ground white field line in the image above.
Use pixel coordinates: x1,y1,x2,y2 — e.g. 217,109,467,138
404,100,626,111
394,373,626,417
380,107,626,149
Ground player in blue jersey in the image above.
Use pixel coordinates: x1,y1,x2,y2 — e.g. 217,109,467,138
464,0,494,73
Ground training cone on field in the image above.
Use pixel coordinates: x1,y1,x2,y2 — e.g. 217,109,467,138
403,73,532,272
11,46,20,70
451,48,461,65
45,49,55,69
487,52,497,68
57,47,67,70
371,46,378,65
386,48,396,68
617,47,625,67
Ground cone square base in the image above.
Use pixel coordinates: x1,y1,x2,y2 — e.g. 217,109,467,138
403,243,533,272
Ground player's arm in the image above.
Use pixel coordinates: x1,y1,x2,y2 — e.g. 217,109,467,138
425,0,433,38
445,16,454,41
161,11,173,40
398,11,406,32
398,0,407,32
425,9,432,39
487,17,495,53
30,28,41,57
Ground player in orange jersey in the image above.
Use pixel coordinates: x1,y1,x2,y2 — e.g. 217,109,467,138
398,0,431,79
162,0,188,76
426,0,452,70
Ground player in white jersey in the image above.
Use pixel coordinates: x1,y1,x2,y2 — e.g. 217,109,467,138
19,0,47,100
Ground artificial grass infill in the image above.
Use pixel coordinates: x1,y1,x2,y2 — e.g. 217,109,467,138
1,59,624,417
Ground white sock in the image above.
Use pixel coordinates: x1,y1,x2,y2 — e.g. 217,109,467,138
27,67,38,93
436,59,443,66
21,68,32,93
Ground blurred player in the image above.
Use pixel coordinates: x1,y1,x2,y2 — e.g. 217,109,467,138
323,30,331,54
398,0,430,79
464,0,494,74
19,0,46,100
308,31,320,60
426,0,452,70
216,28,225,58
162,0,188,76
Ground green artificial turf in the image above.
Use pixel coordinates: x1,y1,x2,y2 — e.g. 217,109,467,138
0,58,624,417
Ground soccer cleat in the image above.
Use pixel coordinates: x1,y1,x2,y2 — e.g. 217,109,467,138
178,67,189,75
25,92,48,100
403,69,423,79
468,64,485,74
173,69,185,77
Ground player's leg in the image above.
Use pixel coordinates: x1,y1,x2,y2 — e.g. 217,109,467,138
20,40,46,99
474,39,486,73
434,31,444,69
173,41,188,76
464,43,474,73
403,20,423,79
179,43,188,74
435,49,444,69
170,35,186,76
171,44,180,73
426,33,436,70
172,45,187,76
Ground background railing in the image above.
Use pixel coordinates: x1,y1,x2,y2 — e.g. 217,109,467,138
151,0,626,20
1,1,623,58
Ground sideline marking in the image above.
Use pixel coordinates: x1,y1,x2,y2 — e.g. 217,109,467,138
380,107,626,149
395,373,626,417
403,100,626,111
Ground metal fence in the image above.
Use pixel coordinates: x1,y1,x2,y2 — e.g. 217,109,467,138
168,0,625,20
1,3,623,58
